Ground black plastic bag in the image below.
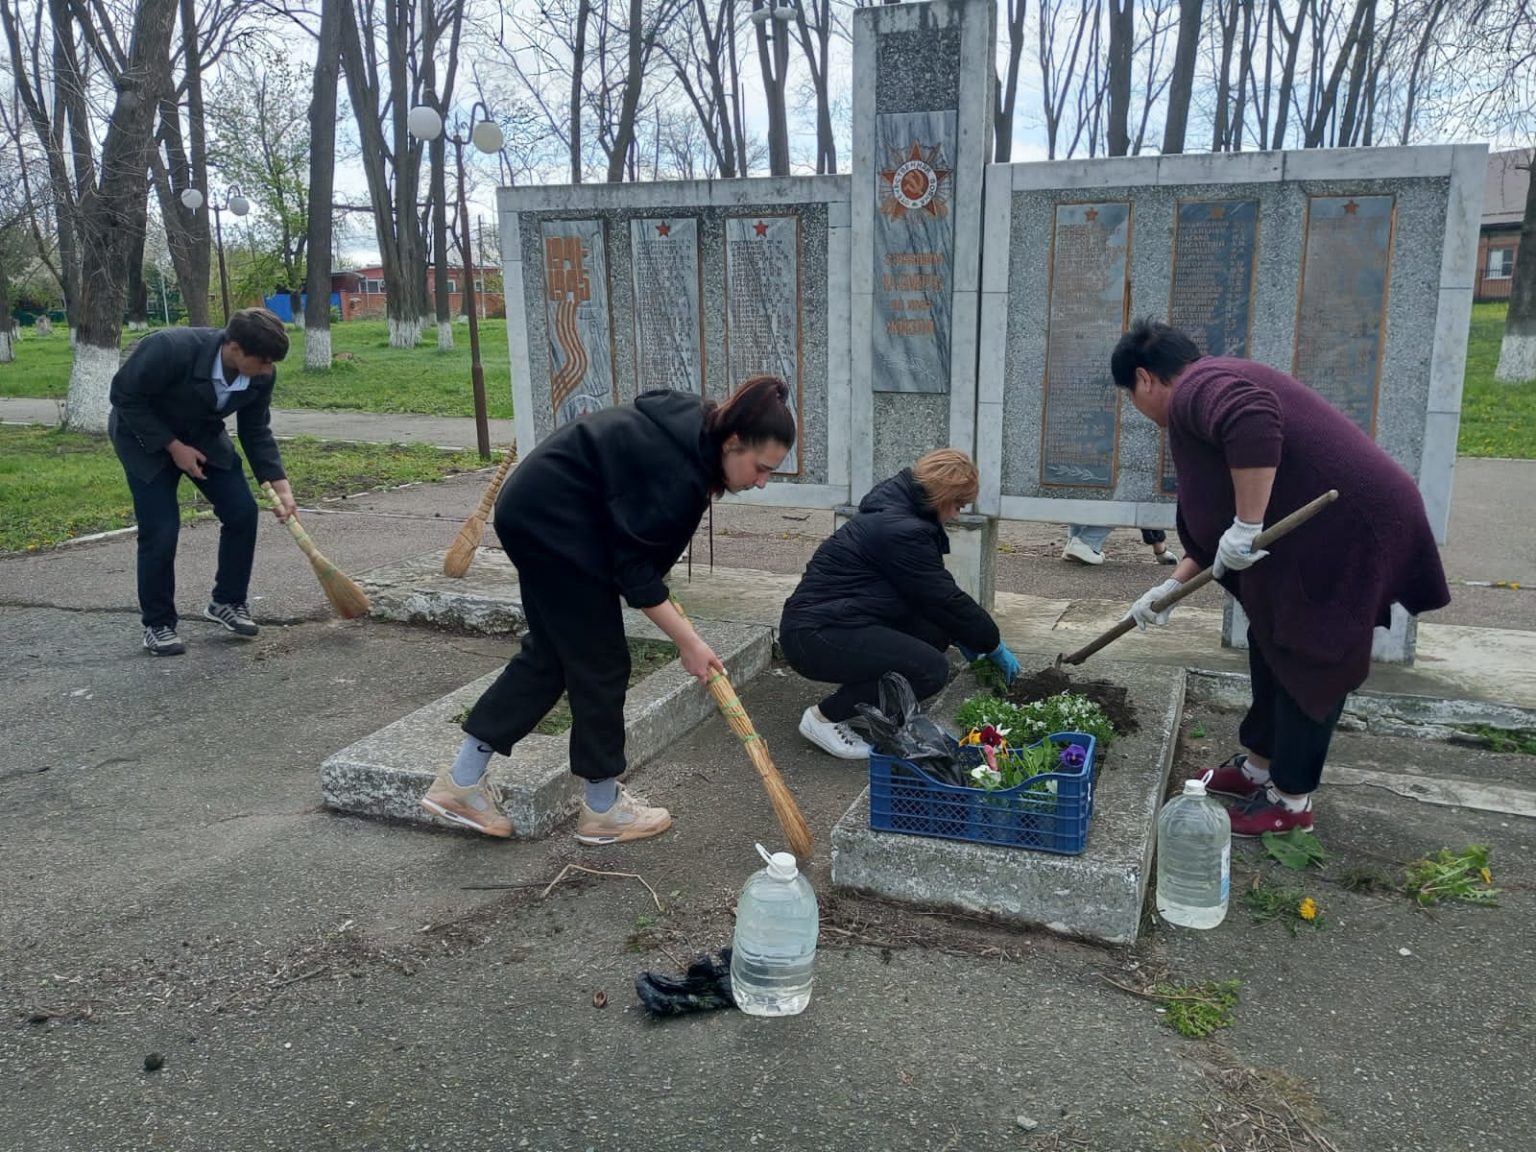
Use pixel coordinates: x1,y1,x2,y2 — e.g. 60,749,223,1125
635,948,737,1017
853,672,966,787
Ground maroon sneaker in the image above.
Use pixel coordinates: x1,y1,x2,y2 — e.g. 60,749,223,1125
1229,793,1314,838
1198,753,1266,801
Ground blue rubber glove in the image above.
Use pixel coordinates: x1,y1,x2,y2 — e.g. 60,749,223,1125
957,644,981,662
987,642,1021,686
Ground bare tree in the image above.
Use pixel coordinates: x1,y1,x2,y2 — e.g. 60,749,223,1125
753,0,792,174
661,0,742,175
790,0,837,172
303,0,342,370
1495,150,1536,383
1161,0,1204,152
338,0,445,347
1106,0,1135,155
1038,0,1096,158
995,0,1029,161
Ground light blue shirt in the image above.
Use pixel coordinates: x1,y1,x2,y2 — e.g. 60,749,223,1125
210,349,251,412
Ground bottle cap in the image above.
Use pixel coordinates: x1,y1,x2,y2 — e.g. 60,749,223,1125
1184,768,1213,796
755,842,799,880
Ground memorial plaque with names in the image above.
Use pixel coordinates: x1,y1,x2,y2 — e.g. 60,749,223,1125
1040,202,1131,488
724,214,802,474
872,110,957,394
630,218,703,394
541,219,616,428
1161,199,1260,492
1293,195,1395,435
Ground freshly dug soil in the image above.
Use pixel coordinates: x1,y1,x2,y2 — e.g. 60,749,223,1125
1006,667,1140,736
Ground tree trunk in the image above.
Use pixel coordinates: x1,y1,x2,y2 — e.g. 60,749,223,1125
1161,0,1203,153
572,0,591,183
756,2,790,176
126,204,149,329
994,0,1028,162
1105,0,1133,156
304,0,341,370
67,0,180,431
1211,0,1240,151
607,0,647,181
1270,0,1305,150
1495,163,1536,384
0,254,13,363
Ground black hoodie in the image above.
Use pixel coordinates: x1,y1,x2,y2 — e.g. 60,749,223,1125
779,468,1000,652
494,391,719,608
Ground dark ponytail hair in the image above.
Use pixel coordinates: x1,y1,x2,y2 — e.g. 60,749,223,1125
704,374,797,450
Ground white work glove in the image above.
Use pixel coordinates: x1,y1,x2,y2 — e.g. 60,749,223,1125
1126,578,1182,630
1212,517,1268,578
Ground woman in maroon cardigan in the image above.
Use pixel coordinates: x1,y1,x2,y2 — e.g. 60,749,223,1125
1114,320,1450,837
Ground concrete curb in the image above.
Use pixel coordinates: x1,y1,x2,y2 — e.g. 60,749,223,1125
321,617,774,838
830,656,1185,946
1185,668,1536,743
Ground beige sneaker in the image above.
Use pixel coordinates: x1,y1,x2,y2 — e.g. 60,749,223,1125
575,784,673,845
421,768,512,838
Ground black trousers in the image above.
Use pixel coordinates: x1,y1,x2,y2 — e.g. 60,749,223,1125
462,534,630,782
124,461,259,629
1239,631,1344,795
780,619,950,724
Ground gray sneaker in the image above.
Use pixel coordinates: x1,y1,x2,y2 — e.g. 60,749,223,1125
143,625,186,656
204,601,259,637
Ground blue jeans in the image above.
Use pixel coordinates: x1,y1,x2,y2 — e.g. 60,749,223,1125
125,462,259,628
1068,525,1167,552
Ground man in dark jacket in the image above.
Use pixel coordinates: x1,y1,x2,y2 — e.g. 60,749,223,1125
109,308,295,656
1115,319,1450,836
780,449,1020,759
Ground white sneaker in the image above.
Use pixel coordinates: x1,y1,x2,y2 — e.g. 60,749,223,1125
799,707,872,760
1062,536,1105,566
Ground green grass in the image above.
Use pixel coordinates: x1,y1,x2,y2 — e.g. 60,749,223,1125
0,425,487,553
0,319,513,418
3,306,1531,452
1459,302,1536,459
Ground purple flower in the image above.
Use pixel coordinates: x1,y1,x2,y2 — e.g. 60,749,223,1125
1058,744,1087,770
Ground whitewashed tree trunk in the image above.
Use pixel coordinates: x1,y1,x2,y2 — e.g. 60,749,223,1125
388,316,422,347
305,327,332,371
437,320,454,350
293,312,306,330
64,343,121,432
127,320,148,330
0,329,13,363
1496,334,1536,384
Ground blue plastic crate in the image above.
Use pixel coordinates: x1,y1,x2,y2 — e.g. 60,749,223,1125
868,732,1098,855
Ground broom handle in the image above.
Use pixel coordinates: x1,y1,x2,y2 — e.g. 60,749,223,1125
1058,489,1339,667
260,481,324,563
471,448,516,521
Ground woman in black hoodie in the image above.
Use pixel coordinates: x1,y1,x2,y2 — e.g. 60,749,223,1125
780,449,1020,759
423,376,797,841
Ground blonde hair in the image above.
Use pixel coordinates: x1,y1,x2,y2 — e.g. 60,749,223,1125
911,448,979,512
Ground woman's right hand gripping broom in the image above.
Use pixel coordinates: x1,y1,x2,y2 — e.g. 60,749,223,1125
645,598,725,683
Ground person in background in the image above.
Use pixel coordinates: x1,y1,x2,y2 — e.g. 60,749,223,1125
1062,525,1179,567
108,307,297,657
423,376,797,842
779,449,1021,760
1114,319,1449,836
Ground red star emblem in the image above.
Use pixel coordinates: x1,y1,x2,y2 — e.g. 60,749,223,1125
1343,200,1360,215
1085,207,1099,222
1209,204,1226,220
656,221,670,236
753,220,769,237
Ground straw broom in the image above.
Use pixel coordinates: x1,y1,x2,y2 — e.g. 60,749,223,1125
670,596,813,862
443,446,516,578
260,482,371,620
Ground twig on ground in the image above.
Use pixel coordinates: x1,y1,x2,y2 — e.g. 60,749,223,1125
539,863,663,911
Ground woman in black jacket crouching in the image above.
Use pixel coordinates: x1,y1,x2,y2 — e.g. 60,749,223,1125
780,449,1020,759
422,376,797,841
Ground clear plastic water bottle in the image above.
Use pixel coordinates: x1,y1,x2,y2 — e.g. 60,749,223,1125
1156,773,1231,929
729,843,819,1016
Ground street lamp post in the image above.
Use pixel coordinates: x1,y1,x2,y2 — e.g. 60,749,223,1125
409,101,504,462
179,181,250,324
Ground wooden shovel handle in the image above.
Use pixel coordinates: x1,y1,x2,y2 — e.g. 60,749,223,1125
1057,489,1339,668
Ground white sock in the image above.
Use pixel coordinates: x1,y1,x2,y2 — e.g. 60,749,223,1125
1240,756,1271,785
450,737,495,787
585,778,620,813
1266,783,1311,812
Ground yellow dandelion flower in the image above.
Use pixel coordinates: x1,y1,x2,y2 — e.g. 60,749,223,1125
1480,866,1493,885
1298,897,1318,921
